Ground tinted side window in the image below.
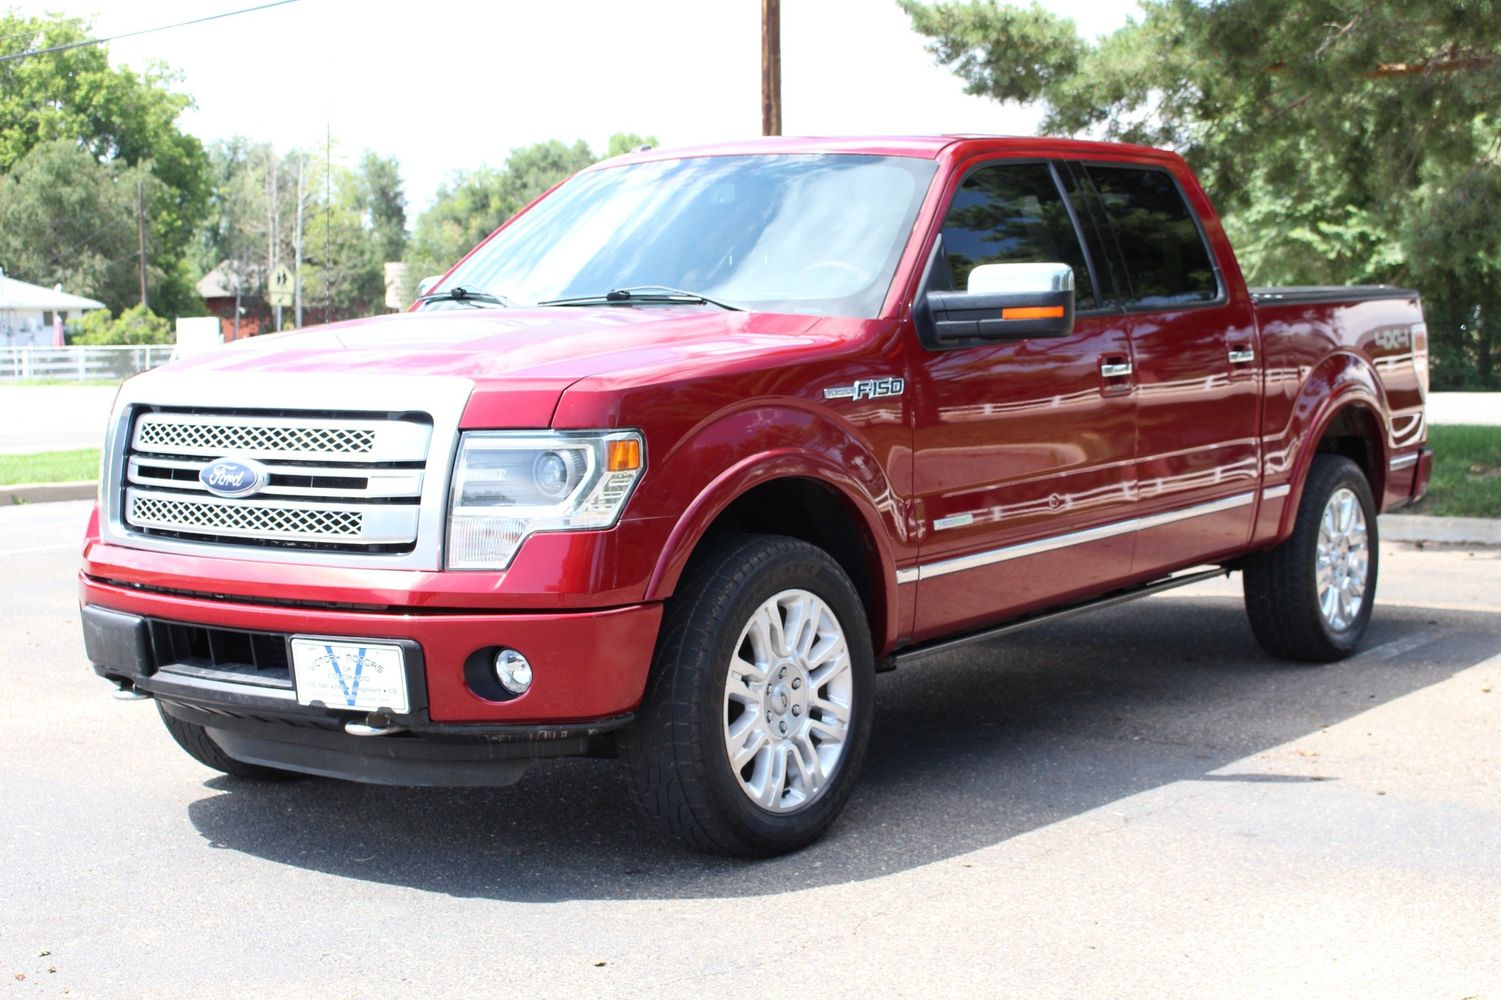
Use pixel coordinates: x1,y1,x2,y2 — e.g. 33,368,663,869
940,162,1096,310
1085,165,1219,306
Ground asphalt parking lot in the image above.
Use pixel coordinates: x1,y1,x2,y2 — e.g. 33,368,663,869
3,501,1498,998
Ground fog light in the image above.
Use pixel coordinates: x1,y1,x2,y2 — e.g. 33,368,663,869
494,649,533,695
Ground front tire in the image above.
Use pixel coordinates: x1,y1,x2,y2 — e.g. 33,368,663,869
1243,455,1378,662
622,534,875,857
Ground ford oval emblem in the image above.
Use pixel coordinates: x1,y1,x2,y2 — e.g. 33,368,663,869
199,457,271,499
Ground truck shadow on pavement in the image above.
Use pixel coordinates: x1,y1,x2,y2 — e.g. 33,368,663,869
185,595,1501,901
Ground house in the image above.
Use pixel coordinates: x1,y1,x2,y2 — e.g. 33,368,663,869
196,262,269,341
0,270,107,346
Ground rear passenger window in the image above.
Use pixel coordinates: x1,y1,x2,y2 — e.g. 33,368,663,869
1085,165,1219,307
939,162,1096,310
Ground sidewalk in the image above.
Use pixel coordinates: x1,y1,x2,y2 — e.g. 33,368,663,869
1427,391,1500,426
0,385,117,454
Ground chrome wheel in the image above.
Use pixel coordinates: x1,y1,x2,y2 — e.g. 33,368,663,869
723,588,853,813
1316,486,1369,632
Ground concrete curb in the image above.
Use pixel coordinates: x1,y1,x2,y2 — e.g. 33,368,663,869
1380,514,1501,546
3,481,96,505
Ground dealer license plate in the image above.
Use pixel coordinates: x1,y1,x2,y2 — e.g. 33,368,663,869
290,637,409,714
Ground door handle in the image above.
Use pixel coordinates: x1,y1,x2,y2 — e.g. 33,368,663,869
1100,361,1133,378
1228,347,1256,365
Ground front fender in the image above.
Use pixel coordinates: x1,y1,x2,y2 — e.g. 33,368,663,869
637,402,906,650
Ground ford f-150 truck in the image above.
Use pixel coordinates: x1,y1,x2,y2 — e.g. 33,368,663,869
79,136,1432,856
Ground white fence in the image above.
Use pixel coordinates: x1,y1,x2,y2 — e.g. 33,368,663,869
0,345,176,382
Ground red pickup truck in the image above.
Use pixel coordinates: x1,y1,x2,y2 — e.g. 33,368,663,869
79,136,1431,856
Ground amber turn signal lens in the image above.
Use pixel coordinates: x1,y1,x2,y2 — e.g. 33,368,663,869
606,438,642,471
1001,305,1066,320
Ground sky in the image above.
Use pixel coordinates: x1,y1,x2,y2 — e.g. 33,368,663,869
12,0,1138,214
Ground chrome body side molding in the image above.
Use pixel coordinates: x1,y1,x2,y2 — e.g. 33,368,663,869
896,492,1256,584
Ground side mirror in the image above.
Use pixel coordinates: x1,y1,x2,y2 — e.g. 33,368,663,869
416,274,444,298
926,262,1075,342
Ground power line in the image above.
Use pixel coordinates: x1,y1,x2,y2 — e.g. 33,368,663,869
0,1,303,65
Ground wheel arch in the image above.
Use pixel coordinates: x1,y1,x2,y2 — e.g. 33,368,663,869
645,457,900,657
1277,387,1390,541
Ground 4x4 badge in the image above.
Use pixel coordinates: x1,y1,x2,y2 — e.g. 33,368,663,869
823,377,905,402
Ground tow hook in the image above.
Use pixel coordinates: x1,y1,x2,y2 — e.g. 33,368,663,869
111,680,151,701
344,713,407,737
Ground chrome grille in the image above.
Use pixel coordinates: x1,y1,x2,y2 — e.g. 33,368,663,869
136,419,375,457
131,412,424,462
129,494,364,540
121,409,431,553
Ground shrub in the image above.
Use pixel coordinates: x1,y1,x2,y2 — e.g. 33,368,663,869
73,305,172,345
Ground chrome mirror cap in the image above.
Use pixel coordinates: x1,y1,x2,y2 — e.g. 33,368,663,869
967,261,1074,295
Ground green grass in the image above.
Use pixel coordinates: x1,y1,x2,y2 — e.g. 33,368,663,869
1407,425,1501,519
0,448,100,486
8,378,122,386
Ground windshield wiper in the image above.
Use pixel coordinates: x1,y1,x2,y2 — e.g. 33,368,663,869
415,285,514,308
539,285,743,311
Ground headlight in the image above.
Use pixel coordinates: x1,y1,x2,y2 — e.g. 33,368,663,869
446,430,645,570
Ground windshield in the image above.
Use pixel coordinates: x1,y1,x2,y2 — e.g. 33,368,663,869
427,153,938,318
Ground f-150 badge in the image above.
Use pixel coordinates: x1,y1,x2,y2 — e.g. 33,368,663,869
824,377,905,402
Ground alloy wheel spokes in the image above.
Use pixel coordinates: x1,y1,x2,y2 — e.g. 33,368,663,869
1314,486,1369,633
723,589,854,813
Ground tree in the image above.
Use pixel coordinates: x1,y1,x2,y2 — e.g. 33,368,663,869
196,138,280,312
606,131,660,158
899,0,1501,387
0,139,149,308
359,152,407,264
300,154,387,323
195,139,407,327
0,13,210,317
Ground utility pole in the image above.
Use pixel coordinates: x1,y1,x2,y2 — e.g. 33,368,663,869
761,0,781,136
294,154,305,328
136,179,149,311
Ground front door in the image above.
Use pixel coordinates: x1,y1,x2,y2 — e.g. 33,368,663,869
908,159,1137,641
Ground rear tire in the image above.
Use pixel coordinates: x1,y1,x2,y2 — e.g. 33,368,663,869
1243,455,1378,662
622,534,875,857
157,703,301,781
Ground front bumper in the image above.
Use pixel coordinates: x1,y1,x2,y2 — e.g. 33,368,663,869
81,585,662,784
80,575,663,725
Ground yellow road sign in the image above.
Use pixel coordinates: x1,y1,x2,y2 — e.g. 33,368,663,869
267,265,294,307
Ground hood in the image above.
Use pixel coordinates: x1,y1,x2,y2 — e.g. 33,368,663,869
144,307,838,427
166,308,830,380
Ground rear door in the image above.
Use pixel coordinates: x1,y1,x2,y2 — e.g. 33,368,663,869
1073,162,1261,574
907,159,1137,640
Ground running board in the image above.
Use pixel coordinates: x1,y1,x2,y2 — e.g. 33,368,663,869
890,566,1230,668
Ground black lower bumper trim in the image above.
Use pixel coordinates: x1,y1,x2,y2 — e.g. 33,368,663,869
160,701,610,787
208,727,532,787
